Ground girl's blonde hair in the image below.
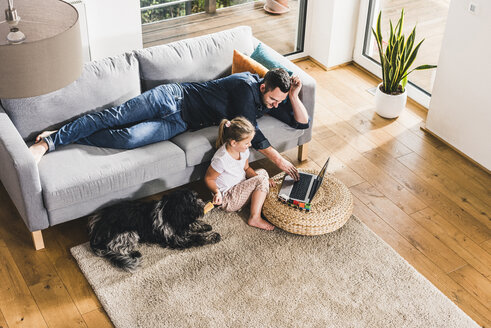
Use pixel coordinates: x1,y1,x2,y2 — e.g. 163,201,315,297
216,116,255,149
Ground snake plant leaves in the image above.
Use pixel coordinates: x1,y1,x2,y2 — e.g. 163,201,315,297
372,9,437,94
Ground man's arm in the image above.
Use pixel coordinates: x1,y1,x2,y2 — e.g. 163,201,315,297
258,146,300,180
252,128,299,181
229,79,301,180
256,76,308,180
289,76,309,124
267,76,310,129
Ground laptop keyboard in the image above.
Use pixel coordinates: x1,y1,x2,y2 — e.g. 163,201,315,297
290,173,313,200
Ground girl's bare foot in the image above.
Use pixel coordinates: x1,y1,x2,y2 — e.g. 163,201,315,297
35,130,57,143
248,215,275,231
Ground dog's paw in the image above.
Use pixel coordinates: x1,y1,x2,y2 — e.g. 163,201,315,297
123,259,141,273
201,223,213,232
206,232,221,244
190,220,213,232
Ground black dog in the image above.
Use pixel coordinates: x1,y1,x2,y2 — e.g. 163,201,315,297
87,189,220,272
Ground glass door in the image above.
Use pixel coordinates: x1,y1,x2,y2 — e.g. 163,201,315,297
353,0,450,108
140,0,308,56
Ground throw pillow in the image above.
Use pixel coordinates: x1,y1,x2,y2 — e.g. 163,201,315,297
250,43,293,76
232,49,269,77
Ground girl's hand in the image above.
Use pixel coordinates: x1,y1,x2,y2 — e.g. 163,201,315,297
269,178,276,188
213,191,223,205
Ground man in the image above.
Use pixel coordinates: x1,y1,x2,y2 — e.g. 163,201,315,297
30,68,309,179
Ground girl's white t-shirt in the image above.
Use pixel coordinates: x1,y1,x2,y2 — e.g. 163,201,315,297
211,144,249,193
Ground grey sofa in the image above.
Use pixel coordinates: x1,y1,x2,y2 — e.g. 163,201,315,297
0,26,315,250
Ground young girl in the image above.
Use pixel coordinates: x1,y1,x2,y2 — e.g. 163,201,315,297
205,117,275,230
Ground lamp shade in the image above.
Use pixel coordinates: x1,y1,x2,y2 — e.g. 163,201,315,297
0,0,83,98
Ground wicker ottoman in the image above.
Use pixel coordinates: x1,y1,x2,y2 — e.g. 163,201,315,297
263,169,353,235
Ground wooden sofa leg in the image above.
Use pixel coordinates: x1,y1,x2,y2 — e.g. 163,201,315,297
298,143,309,162
31,230,45,250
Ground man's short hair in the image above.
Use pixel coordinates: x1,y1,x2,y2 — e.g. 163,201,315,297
263,68,291,93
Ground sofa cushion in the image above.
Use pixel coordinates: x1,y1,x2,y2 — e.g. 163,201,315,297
135,26,255,91
171,115,305,167
38,141,186,211
171,127,218,167
1,53,141,141
232,49,268,77
47,163,209,226
251,42,293,76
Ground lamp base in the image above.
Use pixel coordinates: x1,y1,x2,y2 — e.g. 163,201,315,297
7,27,26,44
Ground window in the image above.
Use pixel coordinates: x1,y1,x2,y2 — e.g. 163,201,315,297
140,0,308,55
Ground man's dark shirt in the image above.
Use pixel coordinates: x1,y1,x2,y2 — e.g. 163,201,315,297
180,72,309,150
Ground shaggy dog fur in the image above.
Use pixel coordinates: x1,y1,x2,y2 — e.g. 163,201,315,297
87,189,220,272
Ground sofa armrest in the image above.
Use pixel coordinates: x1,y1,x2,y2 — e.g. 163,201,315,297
252,38,316,146
0,106,49,231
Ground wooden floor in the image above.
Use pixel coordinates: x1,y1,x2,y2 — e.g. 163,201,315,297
0,60,490,327
142,0,300,54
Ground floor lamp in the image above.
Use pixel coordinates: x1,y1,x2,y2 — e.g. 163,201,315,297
0,0,83,98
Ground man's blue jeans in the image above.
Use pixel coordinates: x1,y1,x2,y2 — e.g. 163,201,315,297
44,83,188,151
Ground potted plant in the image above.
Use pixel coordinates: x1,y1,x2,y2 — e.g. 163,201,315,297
372,9,437,118
264,0,290,14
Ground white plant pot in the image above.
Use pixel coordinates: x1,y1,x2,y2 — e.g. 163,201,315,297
374,83,407,119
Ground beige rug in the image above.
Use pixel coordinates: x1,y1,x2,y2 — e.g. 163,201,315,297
71,211,478,328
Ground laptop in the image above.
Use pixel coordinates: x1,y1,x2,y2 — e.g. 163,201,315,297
279,157,330,203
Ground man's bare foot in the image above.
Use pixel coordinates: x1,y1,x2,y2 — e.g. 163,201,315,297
35,130,57,143
29,140,49,164
248,216,275,231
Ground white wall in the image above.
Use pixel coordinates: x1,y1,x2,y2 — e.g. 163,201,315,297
426,0,491,170
307,0,360,68
85,0,143,60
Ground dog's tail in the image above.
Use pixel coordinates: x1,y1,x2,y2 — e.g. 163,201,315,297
90,231,142,272
106,251,142,272
91,247,142,272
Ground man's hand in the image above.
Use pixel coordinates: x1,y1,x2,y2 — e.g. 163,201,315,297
277,157,300,181
289,76,302,99
258,146,300,181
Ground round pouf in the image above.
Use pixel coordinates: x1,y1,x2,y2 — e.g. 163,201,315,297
263,169,353,235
